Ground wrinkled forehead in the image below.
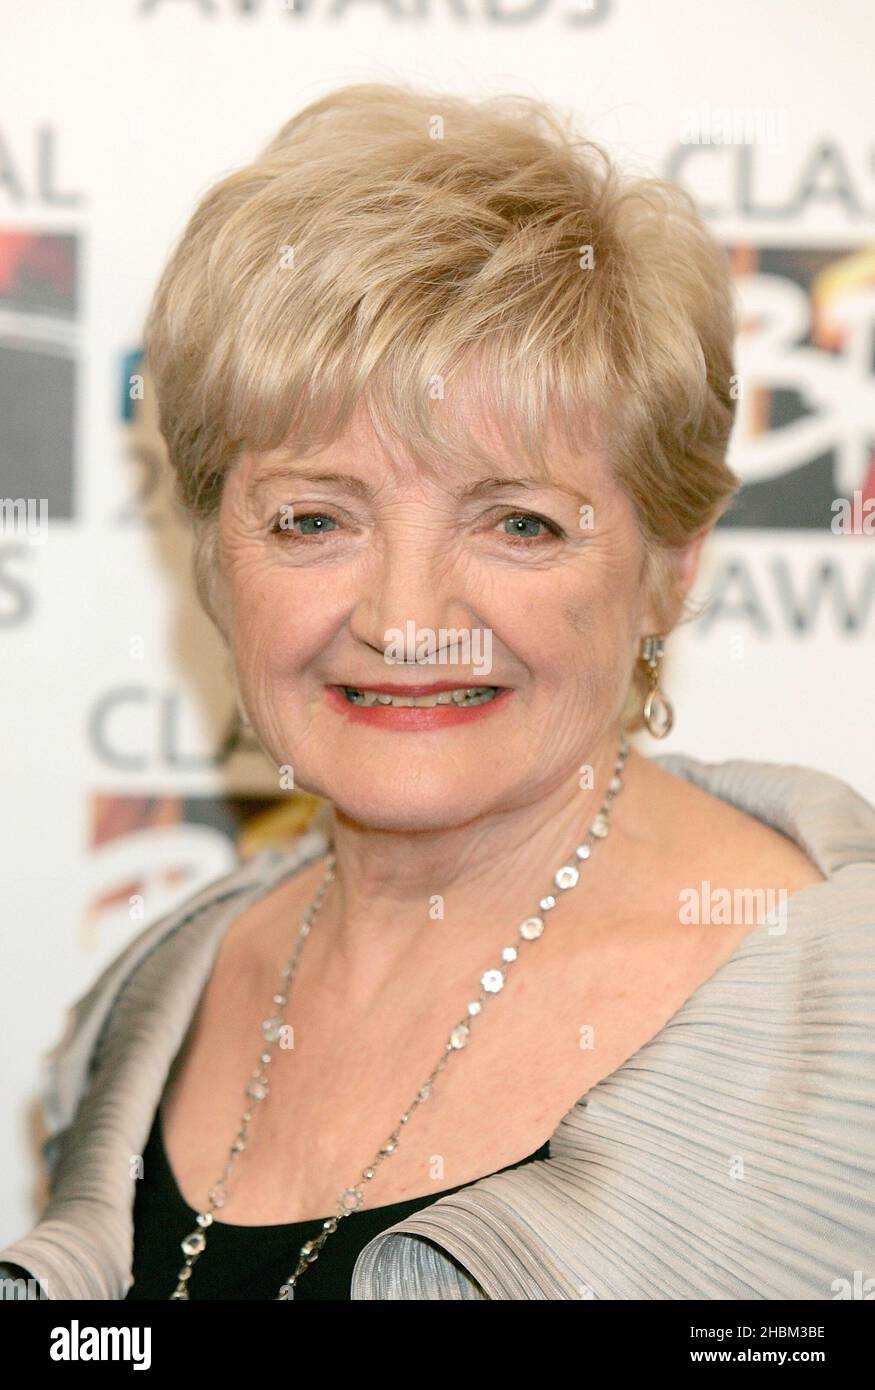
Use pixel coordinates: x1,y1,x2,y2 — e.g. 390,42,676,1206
234,390,611,504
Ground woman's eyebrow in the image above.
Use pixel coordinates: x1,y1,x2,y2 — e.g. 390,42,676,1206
247,465,374,499
247,464,584,503
453,478,556,500
457,476,578,500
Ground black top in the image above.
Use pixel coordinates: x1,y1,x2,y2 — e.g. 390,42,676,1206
124,1106,550,1300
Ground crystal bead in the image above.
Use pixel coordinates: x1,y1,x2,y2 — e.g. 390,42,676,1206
323,1218,338,1232
419,1083,432,1101
232,1134,247,1152
539,895,557,912
262,1016,284,1042
575,843,592,860
502,946,517,962
181,1230,206,1257
609,774,623,793
467,1000,481,1016
554,864,580,890
520,916,544,940
170,1289,188,1300
209,1183,228,1208
247,1077,269,1102
591,813,609,838
178,1267,192,1280
196,1212,213,1228
341,1187,362,1212
381,1139,397,1154
450,1023,470,1048
481,968,504,993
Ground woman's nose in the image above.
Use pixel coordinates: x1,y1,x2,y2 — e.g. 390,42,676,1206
348,537,473,661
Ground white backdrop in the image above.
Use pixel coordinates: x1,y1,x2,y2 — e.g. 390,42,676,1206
1,0,873,1244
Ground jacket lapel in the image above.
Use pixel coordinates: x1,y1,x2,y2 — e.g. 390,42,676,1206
0,833,330,1298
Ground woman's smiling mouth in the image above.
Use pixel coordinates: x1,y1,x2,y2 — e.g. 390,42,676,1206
342,685,500,708
325,682,512,727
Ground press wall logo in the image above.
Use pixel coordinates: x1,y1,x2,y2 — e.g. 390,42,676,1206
82,788,321,950
0,231,79,521
686,240,875,641
136,0,611,22
716,244,875,532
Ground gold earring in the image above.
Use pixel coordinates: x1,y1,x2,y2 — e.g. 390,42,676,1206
640,635,674,738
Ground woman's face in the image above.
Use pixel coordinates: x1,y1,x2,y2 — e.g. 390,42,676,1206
217,403,660,831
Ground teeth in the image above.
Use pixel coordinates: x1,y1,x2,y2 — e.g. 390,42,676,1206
342,686,500,708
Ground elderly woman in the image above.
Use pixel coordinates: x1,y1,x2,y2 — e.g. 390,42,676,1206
3,83,874,1303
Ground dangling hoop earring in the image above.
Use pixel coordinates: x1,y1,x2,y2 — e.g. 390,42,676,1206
640,635,674,739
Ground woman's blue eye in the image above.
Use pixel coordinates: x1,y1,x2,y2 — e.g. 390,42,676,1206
298,514,336,535
501,513,557,540
270,510,558,542
272,512,337,536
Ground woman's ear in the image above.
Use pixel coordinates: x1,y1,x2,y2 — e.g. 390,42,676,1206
677,526,712,599
639,527,714,636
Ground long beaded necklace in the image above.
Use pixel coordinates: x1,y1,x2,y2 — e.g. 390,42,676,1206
170,731,630,1299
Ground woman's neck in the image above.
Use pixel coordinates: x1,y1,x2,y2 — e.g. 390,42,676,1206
305,728,639,1005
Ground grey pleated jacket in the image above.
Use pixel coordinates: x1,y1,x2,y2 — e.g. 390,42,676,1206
2,751,875,1300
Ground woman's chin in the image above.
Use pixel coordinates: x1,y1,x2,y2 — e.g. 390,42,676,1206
318,784,501,834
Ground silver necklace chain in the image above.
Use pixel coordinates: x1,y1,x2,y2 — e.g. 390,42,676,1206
169,731,630,1299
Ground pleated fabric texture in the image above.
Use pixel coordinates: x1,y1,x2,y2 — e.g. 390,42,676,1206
1,753,874,1300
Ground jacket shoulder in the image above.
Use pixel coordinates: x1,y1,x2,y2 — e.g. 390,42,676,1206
650,750,875,881
38,838,323,1180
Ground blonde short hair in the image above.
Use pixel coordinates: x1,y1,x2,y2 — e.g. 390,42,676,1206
143,81,740,731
